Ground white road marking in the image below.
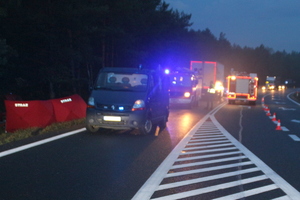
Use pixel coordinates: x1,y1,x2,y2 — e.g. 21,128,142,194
0,128,86,158
239,105,251,109
165,161,253,178
279,107,296,111
133,101,300,199
274,101,286,104
281,126,290,131
289,135,300,142
213,184,279,200
291,119,300,123
288,92,300,106
152,176,269,200
157,168,260,191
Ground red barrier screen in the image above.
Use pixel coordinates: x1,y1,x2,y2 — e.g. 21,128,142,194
5,94,87,132
51,94,86,122
5,100,55,132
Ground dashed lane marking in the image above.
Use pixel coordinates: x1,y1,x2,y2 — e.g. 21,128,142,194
278,107,296,111
289,135,300,142
280,126,290,131
291,119,300,123
133,112,300,200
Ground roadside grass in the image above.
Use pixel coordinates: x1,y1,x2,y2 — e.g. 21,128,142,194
0,118,85,146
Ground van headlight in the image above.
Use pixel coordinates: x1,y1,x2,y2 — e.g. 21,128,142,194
87,97,95,108
132,100,145,111
184,92,191,98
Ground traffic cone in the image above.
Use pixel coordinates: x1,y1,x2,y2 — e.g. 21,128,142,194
276,119,282,130
272,112,277,121
263,105,268,111
266,109,271,116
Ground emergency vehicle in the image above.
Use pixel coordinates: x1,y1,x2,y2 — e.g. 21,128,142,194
190,61,225,101
226,73,258,105
168,68,202,107
86,67,170,135
263,76,285,90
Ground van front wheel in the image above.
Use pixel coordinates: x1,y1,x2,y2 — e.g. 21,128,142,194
86,124,100,133
139,119,156,135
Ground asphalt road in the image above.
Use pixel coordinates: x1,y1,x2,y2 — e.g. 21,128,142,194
0,101,211,200
1,88,300,199
216,89,300,189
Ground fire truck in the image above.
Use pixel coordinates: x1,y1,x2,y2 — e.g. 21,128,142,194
226,73,258,105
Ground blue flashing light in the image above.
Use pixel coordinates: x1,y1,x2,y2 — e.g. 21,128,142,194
164,69,170,74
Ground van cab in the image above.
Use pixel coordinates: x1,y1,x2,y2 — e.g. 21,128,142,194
86,67,169,135
168,68,201,108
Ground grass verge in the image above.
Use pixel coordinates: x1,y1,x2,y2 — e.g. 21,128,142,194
0,118,85,146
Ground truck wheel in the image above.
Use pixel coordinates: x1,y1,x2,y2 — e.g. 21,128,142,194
139,118,156,135
86,124,100,133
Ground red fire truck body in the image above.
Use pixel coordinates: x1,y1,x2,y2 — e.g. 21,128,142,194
226,73,258,105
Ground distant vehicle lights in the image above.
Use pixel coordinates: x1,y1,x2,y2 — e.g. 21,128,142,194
215,81,224,91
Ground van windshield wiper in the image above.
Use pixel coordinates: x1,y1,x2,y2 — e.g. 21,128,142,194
94,86,113,90
94,86,132,91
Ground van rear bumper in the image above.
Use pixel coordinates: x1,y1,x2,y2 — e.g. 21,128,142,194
86,108,146,130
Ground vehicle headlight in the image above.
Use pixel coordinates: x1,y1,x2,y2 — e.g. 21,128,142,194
87,97,95,108
215,81,224,91
132,100,145,111
184,92,191,98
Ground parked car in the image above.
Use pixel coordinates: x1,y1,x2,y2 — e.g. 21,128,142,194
86,67,169,135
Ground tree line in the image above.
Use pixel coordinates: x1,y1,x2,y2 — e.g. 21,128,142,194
1,0,300,102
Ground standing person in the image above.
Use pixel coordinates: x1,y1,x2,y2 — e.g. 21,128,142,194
206,81,215,110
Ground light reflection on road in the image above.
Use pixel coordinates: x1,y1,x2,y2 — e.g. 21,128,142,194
166,107,203,147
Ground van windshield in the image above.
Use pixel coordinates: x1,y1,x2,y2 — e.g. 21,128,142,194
169,74,195,88
95,72,148,91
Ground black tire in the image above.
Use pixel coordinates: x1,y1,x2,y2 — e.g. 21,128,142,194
158,115,167,131
139,118,156,135
190,97,198,108
86,124,100,133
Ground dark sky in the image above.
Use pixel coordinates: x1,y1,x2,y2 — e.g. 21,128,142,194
164,0,300,53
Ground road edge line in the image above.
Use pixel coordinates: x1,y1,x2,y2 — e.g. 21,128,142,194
0,128,86,158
